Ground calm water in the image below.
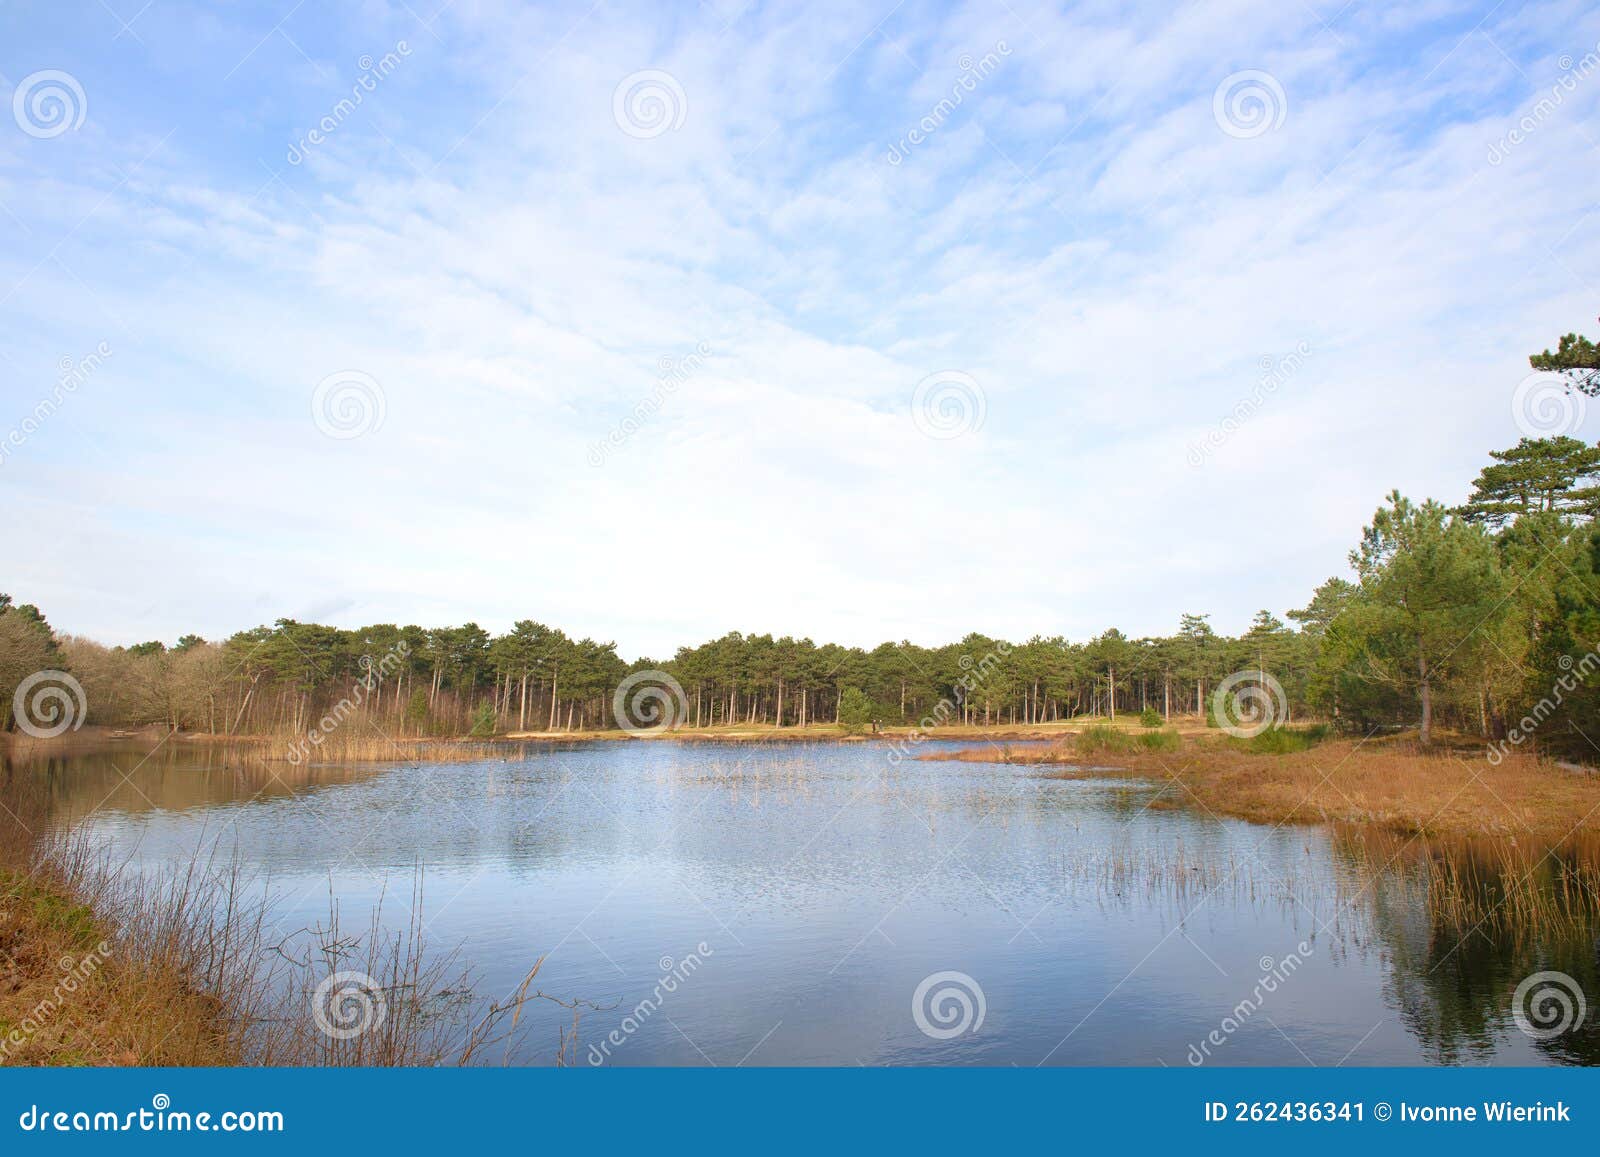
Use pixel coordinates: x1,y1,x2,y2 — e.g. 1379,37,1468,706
23,740,1600,1066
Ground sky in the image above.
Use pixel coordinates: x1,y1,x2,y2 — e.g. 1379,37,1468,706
1,0,1597,660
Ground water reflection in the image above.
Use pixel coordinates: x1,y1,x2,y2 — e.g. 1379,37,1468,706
10,740,1598,1066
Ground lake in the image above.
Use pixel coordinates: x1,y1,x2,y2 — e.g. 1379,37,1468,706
25,738,1600,1066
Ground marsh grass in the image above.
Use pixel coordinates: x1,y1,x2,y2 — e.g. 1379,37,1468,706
1228,724,1331,755
932,735,1600,843
0,768,557,1067
1073,724,1182,754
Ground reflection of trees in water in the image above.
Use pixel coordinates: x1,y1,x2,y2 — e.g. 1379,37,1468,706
1333,828,1600,1066
4,745,383,824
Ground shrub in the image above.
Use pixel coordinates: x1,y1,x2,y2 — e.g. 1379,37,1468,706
1139,707,1163,728
1231,725,1330,754
1074,725,1181,754
837,687,874,734
1137,728,1181,752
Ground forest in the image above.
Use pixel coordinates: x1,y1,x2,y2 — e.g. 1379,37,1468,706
4,337,1598,760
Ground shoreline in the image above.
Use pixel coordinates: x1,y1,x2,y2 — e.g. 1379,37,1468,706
3,720,1153,761
921,733,1600,844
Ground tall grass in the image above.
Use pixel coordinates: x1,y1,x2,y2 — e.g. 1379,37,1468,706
1228,724,1331,755
1074,724,1181,754
1,765,558,1066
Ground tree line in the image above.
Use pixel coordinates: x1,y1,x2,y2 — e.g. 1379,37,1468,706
3,334,1597,759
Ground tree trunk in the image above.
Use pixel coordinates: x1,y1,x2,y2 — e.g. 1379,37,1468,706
1418,654,1433,746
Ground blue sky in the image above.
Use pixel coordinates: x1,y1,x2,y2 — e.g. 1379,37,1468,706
1,0,1597,658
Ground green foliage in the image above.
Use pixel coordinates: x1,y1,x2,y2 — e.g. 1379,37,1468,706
4,403,1597,757
1138,729,1182,752
1231,725,1330,755
1459,437,1600,527
404,688,430,730
1528,332,1600,395
1326,491,1509,742
1,871,100,951
836,687,873,734
1075,724,1181,754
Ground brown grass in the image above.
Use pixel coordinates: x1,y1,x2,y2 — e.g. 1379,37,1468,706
930,733,1600,843
0,767,561,1067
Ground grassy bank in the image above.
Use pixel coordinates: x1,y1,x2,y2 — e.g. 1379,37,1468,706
0,764,557,1067
932,732,1600,843
2,714,1217,761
